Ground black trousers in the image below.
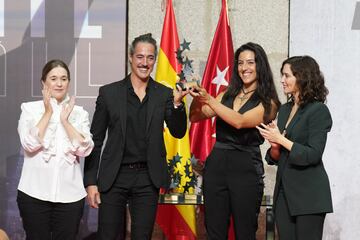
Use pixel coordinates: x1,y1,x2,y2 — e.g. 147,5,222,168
203,148,263,240
17,190,84,240
97,166,159,240
275,189,326,240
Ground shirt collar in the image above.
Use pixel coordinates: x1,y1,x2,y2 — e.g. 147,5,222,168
50,95,70,106
126,77,153,93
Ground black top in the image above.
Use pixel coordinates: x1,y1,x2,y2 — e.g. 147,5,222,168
215,92,265,177
122,79,150,164
216,92,264,147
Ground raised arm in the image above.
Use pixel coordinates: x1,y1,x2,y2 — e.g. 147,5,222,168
60,97,94,158
165,87,188,139
258,103,332,167
18,87,54,153
189,88,223,122
35,86,53,140
207,97,265,129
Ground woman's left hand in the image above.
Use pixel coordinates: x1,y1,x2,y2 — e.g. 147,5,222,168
256,120,283,144
192,86,215,105
60,96,75,123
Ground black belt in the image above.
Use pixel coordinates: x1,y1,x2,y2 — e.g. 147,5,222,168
214,141,260,153
121,162,147,169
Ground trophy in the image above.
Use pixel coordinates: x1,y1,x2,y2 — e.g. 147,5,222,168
175,80,200,91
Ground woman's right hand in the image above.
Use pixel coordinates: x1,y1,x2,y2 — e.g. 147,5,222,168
267,122,281,149
42,85,53,115
189,86,218,122
267,127,281,161
35,85,53,140
256,121,283,145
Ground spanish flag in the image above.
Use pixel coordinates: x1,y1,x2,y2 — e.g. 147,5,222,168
155,0,197,239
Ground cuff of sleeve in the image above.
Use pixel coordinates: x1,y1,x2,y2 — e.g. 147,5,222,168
173,101,184,109
64,154,77,164
70,138,81,150
265,149,277,165
68,135,94,157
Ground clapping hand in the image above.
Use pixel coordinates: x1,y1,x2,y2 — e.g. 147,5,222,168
42,85,53,114
60,96,75,123
256,120,283,145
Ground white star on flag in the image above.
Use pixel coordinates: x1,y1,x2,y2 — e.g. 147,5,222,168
211,65,229,95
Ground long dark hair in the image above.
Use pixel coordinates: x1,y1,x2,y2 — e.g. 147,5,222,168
281,56,328,107
223,42,280,123
41,59,70,82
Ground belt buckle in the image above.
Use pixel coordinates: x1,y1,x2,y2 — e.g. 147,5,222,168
126,162,146,169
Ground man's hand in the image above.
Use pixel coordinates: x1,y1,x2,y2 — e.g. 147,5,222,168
173,84,190,106
86,185,101,208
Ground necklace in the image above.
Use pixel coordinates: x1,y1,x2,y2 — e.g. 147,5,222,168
237,88,256,102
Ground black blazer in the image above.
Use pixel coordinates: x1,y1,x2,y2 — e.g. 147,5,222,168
266,101,333,216
84,75,187,192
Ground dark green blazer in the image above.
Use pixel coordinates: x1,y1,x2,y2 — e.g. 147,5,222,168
266,101,333,216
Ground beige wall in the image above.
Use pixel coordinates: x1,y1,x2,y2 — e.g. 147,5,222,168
128,0,289,195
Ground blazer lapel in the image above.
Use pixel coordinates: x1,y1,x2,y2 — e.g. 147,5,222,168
146,78,159,133
117,77,128,140
278,104,291,134
284,105,306,138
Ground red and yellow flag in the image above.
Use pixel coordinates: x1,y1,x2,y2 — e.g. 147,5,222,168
155,0,197,239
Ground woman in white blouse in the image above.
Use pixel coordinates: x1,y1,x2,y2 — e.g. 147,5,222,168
17,59,94,240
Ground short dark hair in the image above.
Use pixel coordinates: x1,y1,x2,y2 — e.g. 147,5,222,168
281,55,328,106
41,59,70,82
129,33,157,59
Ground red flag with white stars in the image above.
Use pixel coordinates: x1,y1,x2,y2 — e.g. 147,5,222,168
189,0,234,163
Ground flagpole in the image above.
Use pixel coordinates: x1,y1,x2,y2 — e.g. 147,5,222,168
224,0,230,25
161,0,167,12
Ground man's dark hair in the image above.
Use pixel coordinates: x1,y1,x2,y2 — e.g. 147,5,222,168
129,33,157,59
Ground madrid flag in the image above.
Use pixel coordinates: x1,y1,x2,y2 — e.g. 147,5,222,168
155,0,197,239
189,0,235,238
189,0,234,163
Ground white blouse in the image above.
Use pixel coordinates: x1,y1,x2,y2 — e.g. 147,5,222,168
17,97,94,203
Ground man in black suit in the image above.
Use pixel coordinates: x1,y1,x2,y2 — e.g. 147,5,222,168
84,33,189,240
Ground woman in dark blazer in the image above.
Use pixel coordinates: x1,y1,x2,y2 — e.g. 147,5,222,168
257,56,333,240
